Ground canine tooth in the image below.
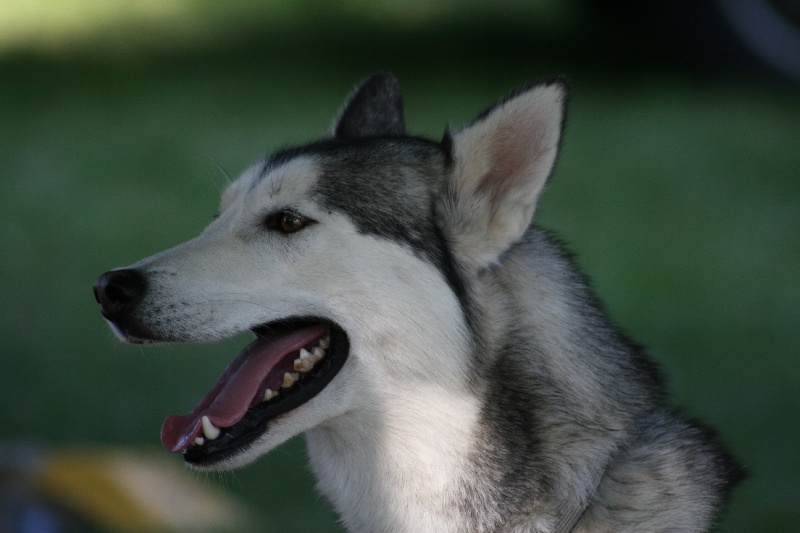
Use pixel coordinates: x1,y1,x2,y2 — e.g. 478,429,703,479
263,388,278,401
318,336,330,349
201,415,221,440
194,437,205,446
282,372,299,388
294,357,314,372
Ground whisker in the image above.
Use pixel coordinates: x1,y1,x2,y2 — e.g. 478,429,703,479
204,156,234,190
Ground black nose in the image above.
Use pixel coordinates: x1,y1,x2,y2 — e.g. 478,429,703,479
93,269,146,321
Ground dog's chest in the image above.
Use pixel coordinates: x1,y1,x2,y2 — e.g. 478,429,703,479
304,389,481,532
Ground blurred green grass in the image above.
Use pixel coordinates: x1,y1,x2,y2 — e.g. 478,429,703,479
1,2,799,531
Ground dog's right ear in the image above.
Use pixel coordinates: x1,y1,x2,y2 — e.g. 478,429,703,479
332,73,406,139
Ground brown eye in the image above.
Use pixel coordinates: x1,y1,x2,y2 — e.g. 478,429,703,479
262,209,315,233
280,212,306,233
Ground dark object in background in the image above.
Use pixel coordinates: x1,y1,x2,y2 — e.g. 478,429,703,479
591,0,800,81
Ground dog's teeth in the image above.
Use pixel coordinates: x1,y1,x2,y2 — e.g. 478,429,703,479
294,357,314,372
318,336,330,349
201,415,221,440
263,388,279,401
294,344,326,372
282,372,299,388
194,437,205,446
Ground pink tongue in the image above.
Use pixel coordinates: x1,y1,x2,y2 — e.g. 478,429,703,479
161,323,328,453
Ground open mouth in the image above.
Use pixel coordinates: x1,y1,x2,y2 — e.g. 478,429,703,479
160,318,349,466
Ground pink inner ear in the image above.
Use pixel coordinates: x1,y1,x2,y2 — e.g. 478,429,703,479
477,124,547,205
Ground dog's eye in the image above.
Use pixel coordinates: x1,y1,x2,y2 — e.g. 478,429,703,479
263,209,313,234
280,212,306,233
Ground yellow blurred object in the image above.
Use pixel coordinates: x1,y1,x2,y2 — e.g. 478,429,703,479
32,447,250,532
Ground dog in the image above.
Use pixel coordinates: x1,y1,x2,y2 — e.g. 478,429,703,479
93,73,742,532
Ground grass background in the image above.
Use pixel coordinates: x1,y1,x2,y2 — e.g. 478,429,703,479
1,1,798,531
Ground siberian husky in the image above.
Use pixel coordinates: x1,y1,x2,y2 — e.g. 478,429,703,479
94,73,741,532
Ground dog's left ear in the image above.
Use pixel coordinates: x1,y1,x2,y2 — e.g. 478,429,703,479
333,72,406,139
440,78,568,268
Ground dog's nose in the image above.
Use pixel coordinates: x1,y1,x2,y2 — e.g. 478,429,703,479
93,269,146,320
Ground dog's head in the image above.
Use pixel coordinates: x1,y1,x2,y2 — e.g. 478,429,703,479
93,73,567,470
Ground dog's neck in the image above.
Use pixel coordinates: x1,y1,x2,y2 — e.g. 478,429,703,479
305,383,482,533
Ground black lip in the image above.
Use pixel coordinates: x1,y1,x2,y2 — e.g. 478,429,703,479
183,319,349,466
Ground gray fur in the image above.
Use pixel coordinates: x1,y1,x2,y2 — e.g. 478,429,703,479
333,72,406,138
457,228,739,531
94,73,741,532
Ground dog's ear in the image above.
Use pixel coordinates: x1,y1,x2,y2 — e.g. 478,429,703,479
333,73,406,139
440,78,568,269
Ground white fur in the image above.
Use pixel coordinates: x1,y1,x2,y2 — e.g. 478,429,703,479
444,82,566,268
307,385,480,532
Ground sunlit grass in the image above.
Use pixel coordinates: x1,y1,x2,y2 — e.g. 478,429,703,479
0,0,577,56
0,0,192,49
